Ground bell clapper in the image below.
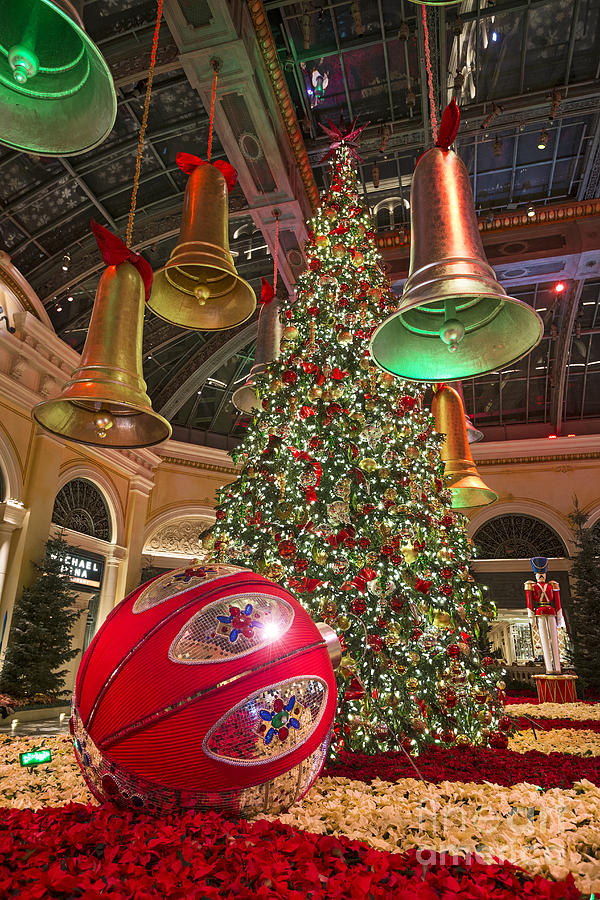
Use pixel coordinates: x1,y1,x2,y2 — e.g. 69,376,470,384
439,298,465,353
94,411,114,438
8,45,39,85
194,284,211,306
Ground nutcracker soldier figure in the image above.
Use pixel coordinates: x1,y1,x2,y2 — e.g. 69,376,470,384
524,557,564,674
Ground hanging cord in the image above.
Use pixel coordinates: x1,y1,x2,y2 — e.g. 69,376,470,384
422,4,438,144
206,59,220,163
126,0,163,248
272,209,280,295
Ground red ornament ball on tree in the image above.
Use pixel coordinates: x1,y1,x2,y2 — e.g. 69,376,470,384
446,644,461,659
71,566,338,816
351,597,367,616
367,634,384,652
278,540,297,559
282,370,298,385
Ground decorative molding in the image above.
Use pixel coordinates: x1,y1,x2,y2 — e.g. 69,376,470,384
476,451,600,467
376,199,600,252
246,0,319,212
144,516,213,557
159,455,238,475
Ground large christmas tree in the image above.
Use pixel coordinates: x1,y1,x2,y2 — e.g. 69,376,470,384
208,122,506,753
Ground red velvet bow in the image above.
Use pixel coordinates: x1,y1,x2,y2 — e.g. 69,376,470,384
326,526,355,550
288,576,323,595
351,567,376,594
260,277,275,305
176,152,238,192
343,675,366,702
435,99,460,151
90,220,153,301
415,578,432,595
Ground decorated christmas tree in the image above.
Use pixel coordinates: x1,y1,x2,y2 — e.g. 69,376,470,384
207,121,507,753
0,538,80,702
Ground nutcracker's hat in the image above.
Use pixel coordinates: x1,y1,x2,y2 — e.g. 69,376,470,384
531,557,548,575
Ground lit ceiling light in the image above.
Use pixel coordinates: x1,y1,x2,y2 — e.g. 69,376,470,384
67,294,74,302
554,281,566,293
538,129,548,150
491,30,498,41
56,304,62,312
527,205,536,218
62,252,70,271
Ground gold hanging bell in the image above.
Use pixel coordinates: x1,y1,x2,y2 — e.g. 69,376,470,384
432,384,497,509
233,296,282,413
148,164,256,330
33,262,172,448
370,147,543,382
0,0,116,156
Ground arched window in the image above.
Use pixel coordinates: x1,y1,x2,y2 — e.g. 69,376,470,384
473,514,568,559
52,479,112,542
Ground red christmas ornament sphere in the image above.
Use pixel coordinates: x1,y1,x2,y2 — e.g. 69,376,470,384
498,716,512,732
446,644,461,659
71,565,339,816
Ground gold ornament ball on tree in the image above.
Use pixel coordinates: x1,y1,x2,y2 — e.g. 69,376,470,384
282,325,299,342
406,677,419,691
337,614,351,631
271,379,284,393
359,458,377,473
308,386,323,400
320,599,337,618
359,357,371,371
433,610,452,628
352,251,364,267
314,549,328,565
456,734,470,746
315,234,329,248
437,547,453,563
337,330,353,345
410,717,426,734
331,242,346,259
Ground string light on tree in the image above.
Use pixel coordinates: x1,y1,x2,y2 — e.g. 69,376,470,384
207,116,506,754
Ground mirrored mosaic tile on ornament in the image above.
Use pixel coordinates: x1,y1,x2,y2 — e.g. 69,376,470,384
169,592,295,663
133,564,246,614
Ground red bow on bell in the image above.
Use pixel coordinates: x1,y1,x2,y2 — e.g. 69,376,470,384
176,152,238,192
91,220,153,301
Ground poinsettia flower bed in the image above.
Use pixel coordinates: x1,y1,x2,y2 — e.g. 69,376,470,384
513,716,600,732
0,735,94,810
509,729,600,756
507,702,600,721
265,776,600,894
325,745,600,789
0,802,582,900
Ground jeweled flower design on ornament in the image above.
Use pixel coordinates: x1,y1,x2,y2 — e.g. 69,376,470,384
216,603,263,643
169,565,217,585
258,695,304,745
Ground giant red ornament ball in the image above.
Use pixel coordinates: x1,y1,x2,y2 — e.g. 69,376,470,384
71,565,339,816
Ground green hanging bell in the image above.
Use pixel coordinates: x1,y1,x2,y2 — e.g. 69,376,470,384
0,0,116,155
370,146,543,382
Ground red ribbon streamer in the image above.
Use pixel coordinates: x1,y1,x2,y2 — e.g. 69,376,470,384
435,99,460,151
176,153,238,192
91,220,153,301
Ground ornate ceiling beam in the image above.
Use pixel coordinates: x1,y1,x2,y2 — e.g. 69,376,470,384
157,317,259,419
550,279,585,436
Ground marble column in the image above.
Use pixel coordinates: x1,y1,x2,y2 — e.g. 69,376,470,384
122,477,152,597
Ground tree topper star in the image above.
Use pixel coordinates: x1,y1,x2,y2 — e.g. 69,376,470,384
319,116,369,164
